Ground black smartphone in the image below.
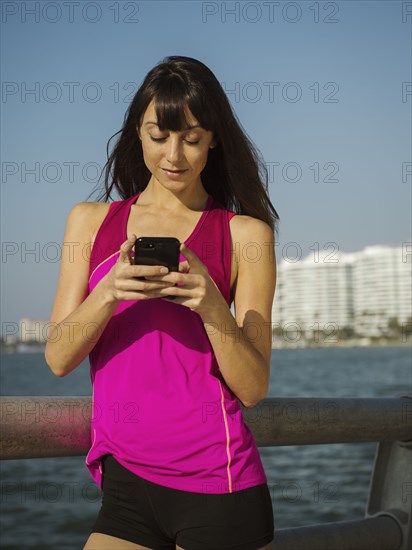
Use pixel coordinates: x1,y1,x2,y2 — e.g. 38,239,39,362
133,237,181,276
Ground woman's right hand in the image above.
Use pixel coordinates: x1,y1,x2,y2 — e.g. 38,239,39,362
101,234,174,303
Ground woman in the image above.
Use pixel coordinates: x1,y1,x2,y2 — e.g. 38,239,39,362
45,56,279,550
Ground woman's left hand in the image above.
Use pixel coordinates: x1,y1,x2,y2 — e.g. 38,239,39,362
144,243,227,318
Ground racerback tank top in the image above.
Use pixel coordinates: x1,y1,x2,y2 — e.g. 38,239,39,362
85,192,268,494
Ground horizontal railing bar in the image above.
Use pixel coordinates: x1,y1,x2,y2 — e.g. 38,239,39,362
1,397,91,460
0,396,410,460
273,515,403,550
244,396,412,447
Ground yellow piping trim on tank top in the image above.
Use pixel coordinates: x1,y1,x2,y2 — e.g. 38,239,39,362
88,250,121,284
218,380,233,493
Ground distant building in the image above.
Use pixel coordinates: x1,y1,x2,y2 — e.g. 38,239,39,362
353,245,411,337
11,244,412,346
19,318,49,343
272,244,411,339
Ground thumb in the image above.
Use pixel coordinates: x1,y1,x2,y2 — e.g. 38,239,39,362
180,243,199,262
180,243,205,271
118,234,136,263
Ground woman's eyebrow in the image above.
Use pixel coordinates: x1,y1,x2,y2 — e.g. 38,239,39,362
144,121,202,130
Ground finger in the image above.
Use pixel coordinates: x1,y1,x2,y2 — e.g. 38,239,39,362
180,243,203,265
178,260,190,273
180,244,205,271
180,243,199,262
118,234,137,264
135,278,173,291
117,277,173,296
144,271,189,285
155,278,192,297
131,265,170,282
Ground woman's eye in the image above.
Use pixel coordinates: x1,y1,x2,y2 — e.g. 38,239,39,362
148,135,199,144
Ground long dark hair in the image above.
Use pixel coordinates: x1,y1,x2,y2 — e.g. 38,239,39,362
88,56,279,236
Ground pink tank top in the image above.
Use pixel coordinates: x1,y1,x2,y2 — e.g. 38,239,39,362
85,192,267,494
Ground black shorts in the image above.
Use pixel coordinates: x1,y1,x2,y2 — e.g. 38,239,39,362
89,454,274,550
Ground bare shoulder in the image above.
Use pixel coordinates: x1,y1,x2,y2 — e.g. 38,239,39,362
229,213,274,247
66,201,111,242
66,201,109,224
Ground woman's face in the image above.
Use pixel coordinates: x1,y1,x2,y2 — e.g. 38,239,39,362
138,99,216,191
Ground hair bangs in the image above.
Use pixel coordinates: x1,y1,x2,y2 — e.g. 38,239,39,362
152,75,214,133
152,75,191,131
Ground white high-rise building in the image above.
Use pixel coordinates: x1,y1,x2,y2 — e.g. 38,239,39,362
352,245,412,337
272,249,355,341
272,244,411,340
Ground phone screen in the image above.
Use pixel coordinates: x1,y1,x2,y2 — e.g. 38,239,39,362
133,237,180,271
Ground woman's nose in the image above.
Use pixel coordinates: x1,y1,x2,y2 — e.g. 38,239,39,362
165,136,183,164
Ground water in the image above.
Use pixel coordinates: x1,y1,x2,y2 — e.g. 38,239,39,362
0,346,410,549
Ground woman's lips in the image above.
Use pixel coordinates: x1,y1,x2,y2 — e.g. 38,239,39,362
162,168,188,178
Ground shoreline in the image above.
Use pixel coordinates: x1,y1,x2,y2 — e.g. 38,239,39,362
271,339,411,349
0,340,410,354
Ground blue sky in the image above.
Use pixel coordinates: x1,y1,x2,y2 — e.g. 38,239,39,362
1,0,411,328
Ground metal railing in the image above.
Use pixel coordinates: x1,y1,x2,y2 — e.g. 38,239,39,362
1,396,411,550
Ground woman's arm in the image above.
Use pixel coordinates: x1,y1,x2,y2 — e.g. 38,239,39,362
201,216,276,408
150,215,277,408
45,202,118,377
45,203,174,377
